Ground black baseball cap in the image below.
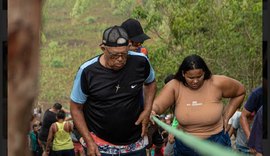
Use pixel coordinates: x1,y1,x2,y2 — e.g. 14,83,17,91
101,25,129,47
121,18,150,43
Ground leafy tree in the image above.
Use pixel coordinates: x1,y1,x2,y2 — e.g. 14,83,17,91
130,0,262,94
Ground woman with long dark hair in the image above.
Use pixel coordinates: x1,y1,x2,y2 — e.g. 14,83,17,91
152,54,246,156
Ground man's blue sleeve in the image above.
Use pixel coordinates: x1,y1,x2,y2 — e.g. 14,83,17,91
244,87,263,112
70,67,87,104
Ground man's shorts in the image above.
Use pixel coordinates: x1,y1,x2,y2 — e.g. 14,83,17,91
80,132,148,155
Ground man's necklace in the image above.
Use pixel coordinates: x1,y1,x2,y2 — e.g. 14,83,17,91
115,84,120,93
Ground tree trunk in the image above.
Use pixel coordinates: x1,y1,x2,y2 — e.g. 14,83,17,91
8,0,42,156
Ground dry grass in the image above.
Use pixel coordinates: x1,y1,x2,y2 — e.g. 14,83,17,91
38,0,128,108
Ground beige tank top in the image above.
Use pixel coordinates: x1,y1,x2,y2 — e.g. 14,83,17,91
175,78,224,138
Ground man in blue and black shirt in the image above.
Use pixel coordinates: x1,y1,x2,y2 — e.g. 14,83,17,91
70,25,157,156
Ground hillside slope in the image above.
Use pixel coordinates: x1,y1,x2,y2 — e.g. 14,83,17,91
39,0,128,108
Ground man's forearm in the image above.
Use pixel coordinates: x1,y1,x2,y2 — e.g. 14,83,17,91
143,81,157,112
240,115,251,139
70,101,94,145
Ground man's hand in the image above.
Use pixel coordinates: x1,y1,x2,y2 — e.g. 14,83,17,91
80,137,101,156
86,142,101,156
43,150,49,156
135,110,151,137
249,148,256,154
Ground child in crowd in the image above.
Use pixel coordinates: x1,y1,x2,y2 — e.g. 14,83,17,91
29,124,42,156
230,111,255,154
121,18,151,56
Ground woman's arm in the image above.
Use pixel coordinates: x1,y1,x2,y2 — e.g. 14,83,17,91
216,75,246,131
152,80,177,115
46,123,55,154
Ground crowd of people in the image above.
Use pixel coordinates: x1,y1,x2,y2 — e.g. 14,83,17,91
28,18,265,156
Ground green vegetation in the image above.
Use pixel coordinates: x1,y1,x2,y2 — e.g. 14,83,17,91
38,0,262,108
39,0,125,106
129,0,262,92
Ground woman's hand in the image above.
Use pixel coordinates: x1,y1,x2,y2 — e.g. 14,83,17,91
223,117,229,132
149,110,159,125
168,133,175,144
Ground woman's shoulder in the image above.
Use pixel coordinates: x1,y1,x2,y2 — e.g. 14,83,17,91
170,79,180,84
210,75,230,86
211,75,231,82
166,79,182,88
167,79,185,97
211,74,228,79
211,75,240,88
64,121,73,132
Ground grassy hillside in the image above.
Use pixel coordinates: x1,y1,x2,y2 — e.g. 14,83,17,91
38,0,262,110
38,0,129,108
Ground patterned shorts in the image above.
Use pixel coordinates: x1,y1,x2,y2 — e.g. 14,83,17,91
80,132,148,154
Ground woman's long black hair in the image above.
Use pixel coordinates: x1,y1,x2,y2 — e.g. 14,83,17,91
174,54,212,86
